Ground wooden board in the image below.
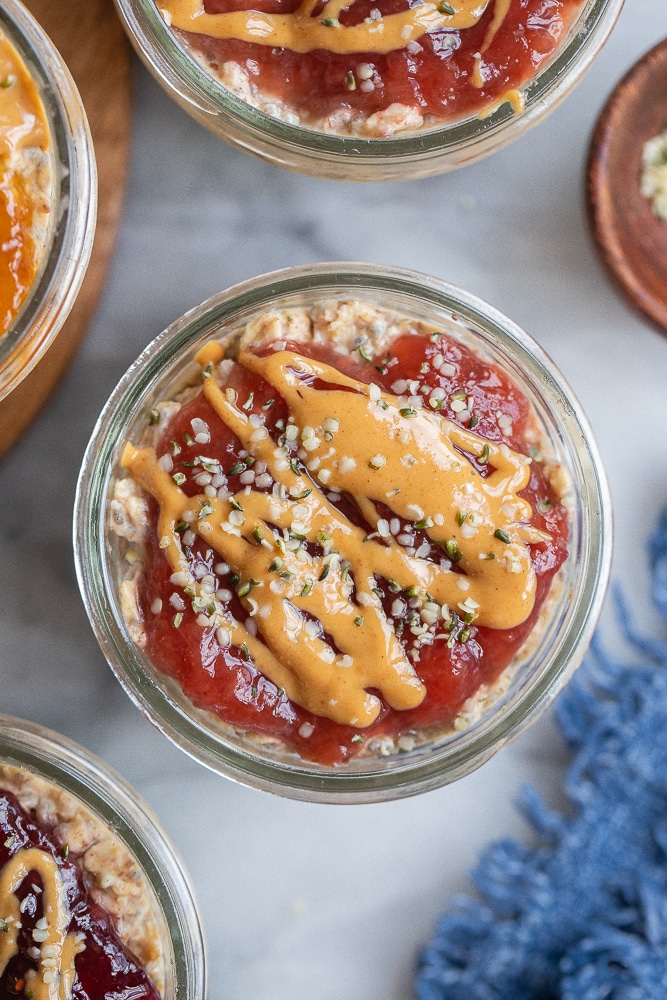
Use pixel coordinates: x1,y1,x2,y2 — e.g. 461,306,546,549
587,38,667,338
0,0,132,457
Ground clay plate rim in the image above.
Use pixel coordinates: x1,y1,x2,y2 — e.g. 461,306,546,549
586,36,667,336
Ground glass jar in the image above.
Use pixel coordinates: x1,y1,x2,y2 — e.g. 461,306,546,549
74,262,612,803
0,715,207,998
112,0,623,180
0,0,96,401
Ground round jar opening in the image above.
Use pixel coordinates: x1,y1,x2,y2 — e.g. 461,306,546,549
113,0,624,179
75,263,612,802
0,715,207,999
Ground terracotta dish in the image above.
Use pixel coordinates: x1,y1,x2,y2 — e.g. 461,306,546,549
587,37,667,336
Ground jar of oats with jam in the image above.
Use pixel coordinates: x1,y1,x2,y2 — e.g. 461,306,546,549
75,263,612,802
113,0,623,178
0,716,206,998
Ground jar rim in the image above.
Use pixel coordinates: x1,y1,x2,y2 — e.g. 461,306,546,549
114,0,625,178
74,263,613,803
0,0,97,400
0,714,207,998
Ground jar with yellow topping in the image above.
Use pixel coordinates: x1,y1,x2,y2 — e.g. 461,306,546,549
0,1,96,403
0,716,206,998
74,263,612,802
114,0,622,179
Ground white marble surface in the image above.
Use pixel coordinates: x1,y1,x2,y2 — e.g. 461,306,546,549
2,0,667,996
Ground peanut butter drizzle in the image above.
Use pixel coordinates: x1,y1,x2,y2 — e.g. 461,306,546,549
477,87,525,116
468,0,519,112
0,848,84,999
159,0,512,57
122,342,549,728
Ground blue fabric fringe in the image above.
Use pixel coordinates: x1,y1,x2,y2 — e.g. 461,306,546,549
415,510,667,1000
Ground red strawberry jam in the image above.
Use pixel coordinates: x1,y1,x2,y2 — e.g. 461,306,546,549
164,0,585,131
0,788,161,999
122,317,569,767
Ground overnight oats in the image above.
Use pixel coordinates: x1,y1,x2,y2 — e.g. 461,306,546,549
114,0,624,177
0,718,206,998
75,265,612,801
156,0,586,136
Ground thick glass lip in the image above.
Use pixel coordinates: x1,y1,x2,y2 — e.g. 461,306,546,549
0,0,97,400
113,0,624,179
0,714,207,998
74,262,613,803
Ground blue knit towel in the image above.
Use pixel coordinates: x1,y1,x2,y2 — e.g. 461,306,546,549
416,510,667,1000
